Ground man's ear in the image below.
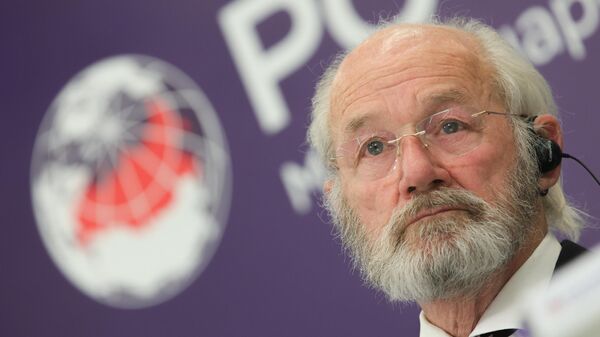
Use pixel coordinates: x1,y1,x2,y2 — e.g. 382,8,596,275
533,114,563,191
323,179,333,195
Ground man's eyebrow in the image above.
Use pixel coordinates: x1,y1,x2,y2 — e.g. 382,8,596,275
423,89,469,107
344,113,374,135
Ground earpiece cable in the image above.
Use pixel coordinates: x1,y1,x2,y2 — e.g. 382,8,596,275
563,153,600,186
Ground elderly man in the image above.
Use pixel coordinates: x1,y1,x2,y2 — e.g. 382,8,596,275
308,18,586,337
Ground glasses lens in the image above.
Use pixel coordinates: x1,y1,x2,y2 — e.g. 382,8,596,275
336,133,398,180
418,107,484,157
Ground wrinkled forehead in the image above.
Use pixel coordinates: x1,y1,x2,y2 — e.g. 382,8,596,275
328,24,495,138
333,25,484,88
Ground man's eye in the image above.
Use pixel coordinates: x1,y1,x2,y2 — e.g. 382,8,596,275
366,140,385,156
441,120,463,134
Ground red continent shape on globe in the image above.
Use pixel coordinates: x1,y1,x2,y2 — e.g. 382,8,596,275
75,98,201,246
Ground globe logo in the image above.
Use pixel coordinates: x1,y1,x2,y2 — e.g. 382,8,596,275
30,55,232,308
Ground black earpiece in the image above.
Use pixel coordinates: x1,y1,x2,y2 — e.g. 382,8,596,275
533,135,562,174
526,116,600,186
526,116,562,174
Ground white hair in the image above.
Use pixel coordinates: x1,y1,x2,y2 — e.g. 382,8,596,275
307,17,584,240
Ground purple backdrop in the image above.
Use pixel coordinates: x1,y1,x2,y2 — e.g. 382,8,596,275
2,1,600,336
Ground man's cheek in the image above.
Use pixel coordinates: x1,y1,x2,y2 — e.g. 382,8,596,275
446,153,505,198
344,187,380,233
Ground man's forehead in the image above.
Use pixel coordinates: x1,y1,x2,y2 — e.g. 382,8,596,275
326,23,497,146
335,24,477,83
329,24,487,117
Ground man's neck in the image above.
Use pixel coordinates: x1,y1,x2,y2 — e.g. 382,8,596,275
418,228,546,337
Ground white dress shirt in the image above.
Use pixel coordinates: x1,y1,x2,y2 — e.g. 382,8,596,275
418,233,561,337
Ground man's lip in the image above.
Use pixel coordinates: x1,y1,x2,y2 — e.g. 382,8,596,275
407,206,465,226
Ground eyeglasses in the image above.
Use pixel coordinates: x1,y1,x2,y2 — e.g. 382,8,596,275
332,106,525,181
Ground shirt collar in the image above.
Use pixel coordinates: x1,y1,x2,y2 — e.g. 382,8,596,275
418,233,561,337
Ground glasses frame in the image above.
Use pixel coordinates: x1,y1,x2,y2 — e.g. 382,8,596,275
330,109,529,172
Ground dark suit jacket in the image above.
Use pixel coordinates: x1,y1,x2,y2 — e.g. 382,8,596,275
554,240,587,272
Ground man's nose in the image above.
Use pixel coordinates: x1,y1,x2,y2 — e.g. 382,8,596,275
395,136,452,198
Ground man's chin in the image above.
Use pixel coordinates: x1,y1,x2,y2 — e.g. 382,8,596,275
397,215,469,253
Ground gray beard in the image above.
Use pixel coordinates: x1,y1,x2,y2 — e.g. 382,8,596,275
326,152,540,302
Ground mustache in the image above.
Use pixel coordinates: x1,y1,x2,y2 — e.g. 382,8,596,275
386,188,489,243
